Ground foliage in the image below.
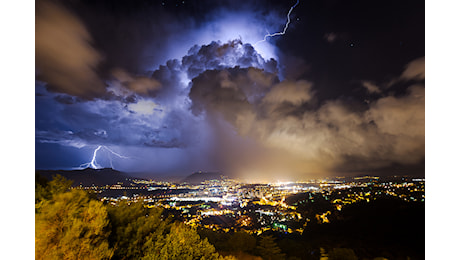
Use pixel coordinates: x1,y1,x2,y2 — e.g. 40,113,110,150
35,189,113,260
228,231,257,253
301,198,425,259
107,201,170,259
278,237,316,260
199,229,257,255
328,248,358,260
142,222,234,260
35,173,72,206
35,175,235,260
256,235,285,260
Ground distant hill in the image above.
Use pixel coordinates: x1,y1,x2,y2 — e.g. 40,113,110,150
36,168,131,186
181,171,224,184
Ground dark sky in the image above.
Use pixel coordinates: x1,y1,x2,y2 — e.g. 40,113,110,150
35,0,425,181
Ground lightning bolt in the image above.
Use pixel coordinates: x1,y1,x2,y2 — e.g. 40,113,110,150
78,145,129,169
255,0,299,45
103,146,129,159
79,145,102,169
103,146,130,169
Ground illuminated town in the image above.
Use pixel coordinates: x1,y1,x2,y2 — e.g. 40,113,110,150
73,174,425,236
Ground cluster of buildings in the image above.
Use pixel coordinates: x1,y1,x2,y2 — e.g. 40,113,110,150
78,175,425,235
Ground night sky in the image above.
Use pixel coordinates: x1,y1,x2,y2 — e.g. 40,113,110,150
35,0,425,181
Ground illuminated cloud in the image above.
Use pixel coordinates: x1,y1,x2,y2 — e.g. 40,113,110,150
361,81,382,94
365,85,425,164
188,8,284,61
181,40,277,79
401,57,425,81
111,69,162,96
127,99,158,115
36,130,88,149
189,67,277,119
187,55,425,178
35,1,105,99
263,80,314,106
35,83,193,150
36,39,280,172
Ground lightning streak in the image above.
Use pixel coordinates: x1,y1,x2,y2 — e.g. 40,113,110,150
79,145,130,169
104,146,130,169
90,145,102,169
255,0,299,45
104,146,130,159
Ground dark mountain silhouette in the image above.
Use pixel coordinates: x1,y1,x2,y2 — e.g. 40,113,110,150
36,168,131,186
181,171,224,184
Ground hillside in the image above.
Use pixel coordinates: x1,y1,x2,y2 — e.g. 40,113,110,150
36,168,130,186
181,171,224,184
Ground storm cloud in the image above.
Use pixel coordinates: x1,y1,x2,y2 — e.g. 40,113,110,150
187,50,425,179
35,0,424,179
35,1,105,98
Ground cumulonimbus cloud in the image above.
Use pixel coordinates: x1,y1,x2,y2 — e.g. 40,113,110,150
187,51,425,178
36,34,425,178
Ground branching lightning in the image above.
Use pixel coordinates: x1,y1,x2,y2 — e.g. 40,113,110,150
90,145,102,169
254,0,299,45
79,145,130,169
103,146,129,159
103,146,130,169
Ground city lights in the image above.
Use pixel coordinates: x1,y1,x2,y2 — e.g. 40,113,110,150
68,174,426,235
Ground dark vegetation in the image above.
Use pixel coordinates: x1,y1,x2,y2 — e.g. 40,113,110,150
301,199,425,260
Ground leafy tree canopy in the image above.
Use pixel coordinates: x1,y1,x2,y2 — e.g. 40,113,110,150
143,222,236,260
35,175,235,260
256,235,285,260
35,189,113,260
107,200,170,260
35,173,72,206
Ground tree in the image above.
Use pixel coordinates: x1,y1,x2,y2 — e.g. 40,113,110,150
143,222,235,260
107,200,170,260
228,231,257,253
35,175,238,260
256,235,285,260
35,173,72,206
35,189,113,260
